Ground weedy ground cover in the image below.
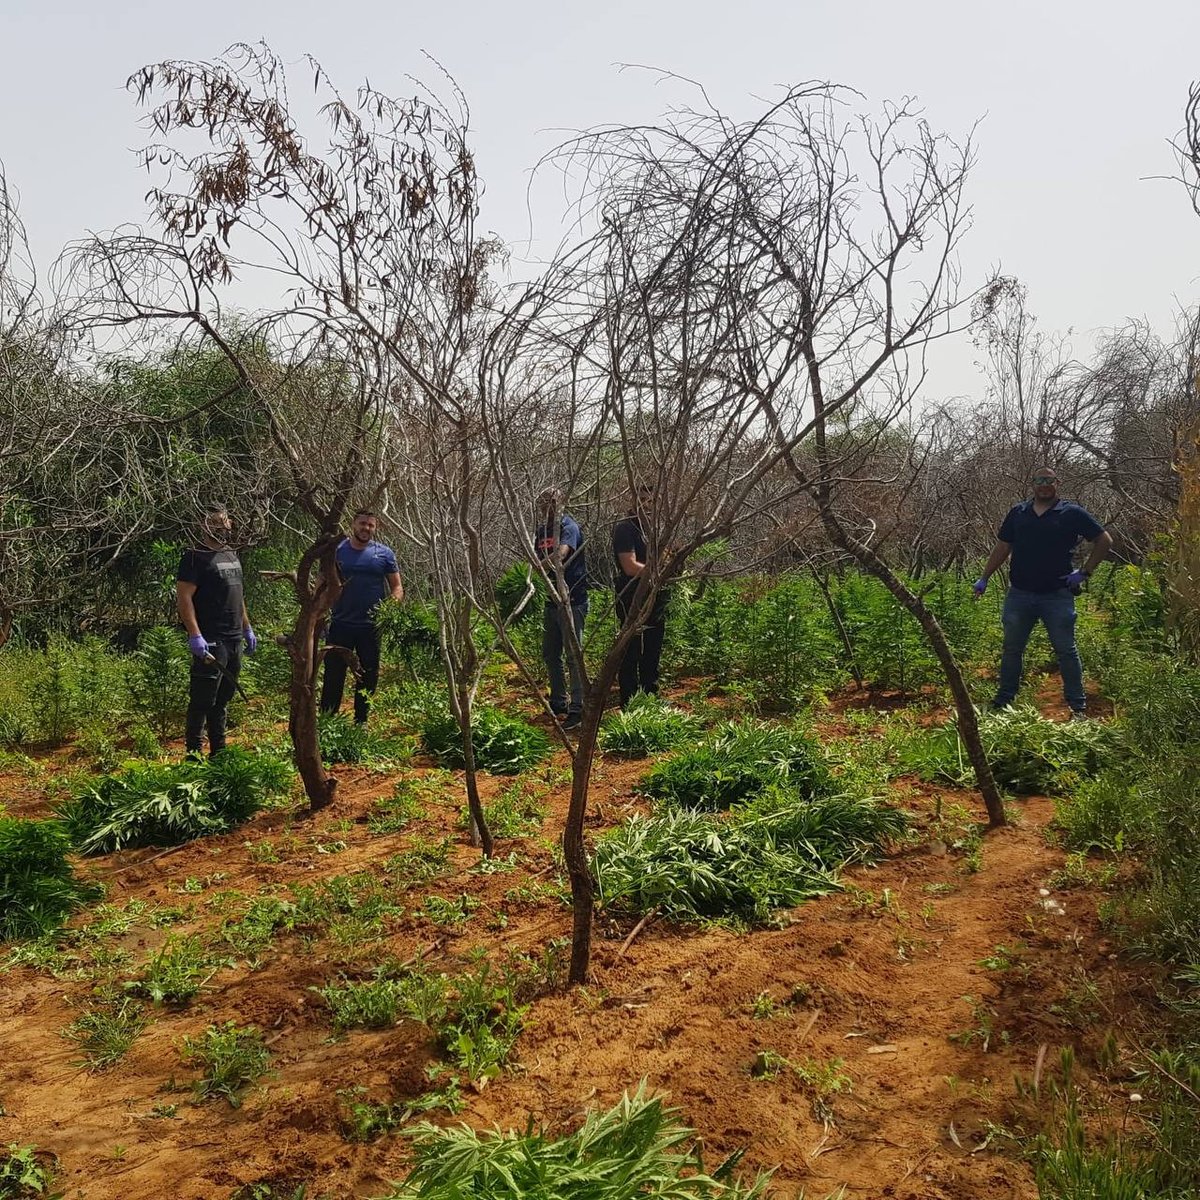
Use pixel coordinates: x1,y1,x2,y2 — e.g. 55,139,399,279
594,788,906,923
319,957,535,1084
125,934,216,1005
56,748,293,855
63,995,147,1070
318,712,412,765
640,720,834,811
0,817,100,941
381,1084,772,1199
182,1021,271,1107
421,706,550,775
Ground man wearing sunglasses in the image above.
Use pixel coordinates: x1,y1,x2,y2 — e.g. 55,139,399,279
973,467,1112,718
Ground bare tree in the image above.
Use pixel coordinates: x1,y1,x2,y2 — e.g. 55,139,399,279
67,45,493,812
536,84,1005,829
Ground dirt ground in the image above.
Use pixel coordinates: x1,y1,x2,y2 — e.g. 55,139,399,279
0,686,1143,1200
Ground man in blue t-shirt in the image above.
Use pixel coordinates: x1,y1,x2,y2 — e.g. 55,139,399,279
536,488,588,730
320,510,404,724
974,467,1113,717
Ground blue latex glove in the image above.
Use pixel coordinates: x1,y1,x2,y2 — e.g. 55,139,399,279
188,634,212,659
1064,570,1089,589
243,625,257,654
972,577,988,597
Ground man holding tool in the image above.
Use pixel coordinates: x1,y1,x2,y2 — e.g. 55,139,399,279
974,466,1112,718
176,504,257,757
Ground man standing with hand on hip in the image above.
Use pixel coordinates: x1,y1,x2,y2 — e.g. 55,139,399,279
974,467,1113,718
320,510,404,724
176,504,256,758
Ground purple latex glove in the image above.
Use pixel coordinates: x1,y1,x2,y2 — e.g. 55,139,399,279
1064,569,1088,589
243,625,257,654
188,633,212,659
972,577,988,597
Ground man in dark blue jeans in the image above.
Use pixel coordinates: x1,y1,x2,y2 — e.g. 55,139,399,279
974,467,1113,717
536,488,587,731
321,510,404,724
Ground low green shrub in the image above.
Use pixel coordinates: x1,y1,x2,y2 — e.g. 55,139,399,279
57,748,292,855
318,712,370,763
0,817,99,941
318,711,409,764
594,787,906,923
421,706,550,775
901,706,1121,795
640,719,833,810
182,1021,271,1107
386,1084,771,1199
599,694,703,757
128,626,190,739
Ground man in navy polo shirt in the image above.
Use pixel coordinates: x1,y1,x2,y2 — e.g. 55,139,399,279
974,467,1113,717
320,510,404,724
536,488,588,731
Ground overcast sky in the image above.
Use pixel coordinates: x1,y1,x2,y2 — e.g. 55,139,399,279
3,0,1199,398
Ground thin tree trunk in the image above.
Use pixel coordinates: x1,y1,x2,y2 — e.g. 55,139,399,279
0,602,12,652
822,514,1006,827
289,591,336,811
810,566,863,689
456,681,493,857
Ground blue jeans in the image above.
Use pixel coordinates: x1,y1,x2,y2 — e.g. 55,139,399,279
543,602,587,714
994,587,1086,711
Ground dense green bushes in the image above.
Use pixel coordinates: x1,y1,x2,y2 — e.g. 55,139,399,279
421,706,550,774
640,720,833,811
0,818,99,940
594,788,906,924
56,748,292,855
599,694,702,757
899,705,1122,796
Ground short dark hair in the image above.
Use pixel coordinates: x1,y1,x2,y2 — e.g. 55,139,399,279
353,509,377,520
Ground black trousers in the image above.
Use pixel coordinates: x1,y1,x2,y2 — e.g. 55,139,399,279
616,590,666,708
320,621,382,724
185,637,243,755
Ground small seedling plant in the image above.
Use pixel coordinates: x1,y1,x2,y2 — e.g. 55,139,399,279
182,1022,271,1107
63,996,147,1070
0,1144,60,1199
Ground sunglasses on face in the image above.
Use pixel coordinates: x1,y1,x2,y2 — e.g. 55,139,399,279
1032,477,1057,485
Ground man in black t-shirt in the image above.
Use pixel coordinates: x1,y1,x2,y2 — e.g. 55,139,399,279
612,483,669,708
176,504,257,756
973,467,1112,716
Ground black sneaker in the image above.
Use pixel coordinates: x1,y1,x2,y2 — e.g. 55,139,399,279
563,711,582,731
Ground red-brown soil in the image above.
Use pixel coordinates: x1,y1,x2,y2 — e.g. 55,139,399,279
0,695,1141,1200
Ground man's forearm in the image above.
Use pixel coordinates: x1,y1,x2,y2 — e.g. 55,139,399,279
1083,533,1113,574
177,593,201,637
981,543,1011,579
